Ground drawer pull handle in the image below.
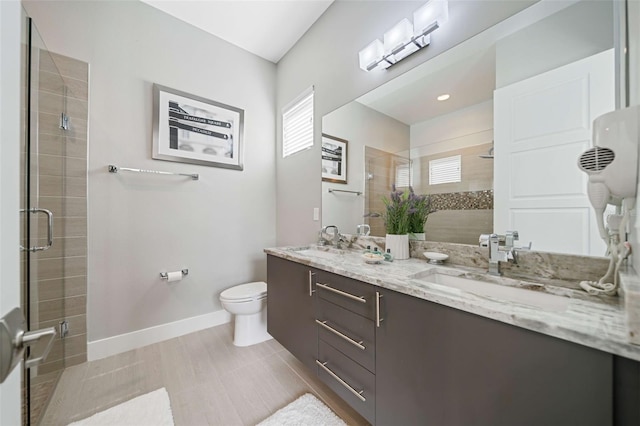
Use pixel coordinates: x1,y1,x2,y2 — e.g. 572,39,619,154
375,291,383,328
308,271,316,297
316,283,366,303
316,360,366,402
315,320,365,350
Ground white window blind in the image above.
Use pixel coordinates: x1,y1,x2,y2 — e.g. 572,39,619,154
283,88,314,158
395,161,412,188
429,155,461,185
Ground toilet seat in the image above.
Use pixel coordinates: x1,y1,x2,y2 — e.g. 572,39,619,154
220,281,267,303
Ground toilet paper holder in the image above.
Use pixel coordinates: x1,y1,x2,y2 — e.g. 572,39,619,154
160,269,189,280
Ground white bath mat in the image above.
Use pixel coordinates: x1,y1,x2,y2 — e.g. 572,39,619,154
68,388,174,426
257,393,347,426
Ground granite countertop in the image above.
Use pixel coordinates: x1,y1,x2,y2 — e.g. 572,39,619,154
265,245,640,362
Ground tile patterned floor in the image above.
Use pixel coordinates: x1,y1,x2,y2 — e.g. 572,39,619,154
40,323,369,425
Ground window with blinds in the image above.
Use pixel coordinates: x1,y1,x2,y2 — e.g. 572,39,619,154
282,88,314,158
395,161,412,188
429,155,461,185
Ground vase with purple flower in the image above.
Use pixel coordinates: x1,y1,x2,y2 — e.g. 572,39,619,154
382,186,410,260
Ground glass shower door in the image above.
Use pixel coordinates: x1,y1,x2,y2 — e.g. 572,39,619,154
364,146,411,237
21,15,89,425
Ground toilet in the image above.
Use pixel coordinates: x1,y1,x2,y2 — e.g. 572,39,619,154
219,281,272,347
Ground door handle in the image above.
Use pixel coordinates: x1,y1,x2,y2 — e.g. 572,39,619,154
308,271,316,296
20,208,54,252
21,327,57,369
0,307,57,383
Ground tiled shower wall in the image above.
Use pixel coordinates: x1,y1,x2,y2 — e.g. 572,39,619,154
30,50,88,423
416,143,494,245
364,146,410,237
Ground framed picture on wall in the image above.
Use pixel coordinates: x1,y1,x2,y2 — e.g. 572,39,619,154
152,84,244,170
322,134,348,184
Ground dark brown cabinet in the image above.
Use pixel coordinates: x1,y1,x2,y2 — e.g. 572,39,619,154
267,255,630,426
375,287,613,426
314,269,378,423
266,255,317,371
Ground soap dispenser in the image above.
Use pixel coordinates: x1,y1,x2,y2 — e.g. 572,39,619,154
384,248,394,262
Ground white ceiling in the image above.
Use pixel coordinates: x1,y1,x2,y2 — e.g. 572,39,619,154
141,0,334,63
357,47,497,125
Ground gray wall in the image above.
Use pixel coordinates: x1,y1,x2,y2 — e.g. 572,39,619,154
495,0,613,88
23,1,277,342
275,0,536,246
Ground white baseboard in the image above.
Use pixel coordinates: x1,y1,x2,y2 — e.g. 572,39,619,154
87,310,232,361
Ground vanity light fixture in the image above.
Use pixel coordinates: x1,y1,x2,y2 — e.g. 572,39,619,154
437,94,450,101
358,0,448,72
384,19,419,62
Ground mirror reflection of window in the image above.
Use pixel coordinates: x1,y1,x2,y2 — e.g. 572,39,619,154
395,161,412,189
429,155,461,186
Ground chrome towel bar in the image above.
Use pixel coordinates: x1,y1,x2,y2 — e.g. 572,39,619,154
108,165,199,180
328,189,362,196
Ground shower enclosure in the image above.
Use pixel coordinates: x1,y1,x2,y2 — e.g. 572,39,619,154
20,13,89,425
363,146,411,237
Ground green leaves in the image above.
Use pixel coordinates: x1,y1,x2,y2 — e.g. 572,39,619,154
382,187,434,234
382,189,411,235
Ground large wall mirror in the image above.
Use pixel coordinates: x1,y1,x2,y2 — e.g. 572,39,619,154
322,0,620,256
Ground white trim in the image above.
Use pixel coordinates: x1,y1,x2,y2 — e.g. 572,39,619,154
87,310,232,361
282,85,314,113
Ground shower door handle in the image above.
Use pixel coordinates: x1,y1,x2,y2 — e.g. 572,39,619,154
20,208,53,252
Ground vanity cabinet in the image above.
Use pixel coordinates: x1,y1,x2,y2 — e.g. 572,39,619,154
375,287,613,426
314,269,378,423
266,255,318,371
267,255,618,425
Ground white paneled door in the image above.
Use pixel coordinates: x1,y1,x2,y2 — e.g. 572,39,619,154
494,49,615,255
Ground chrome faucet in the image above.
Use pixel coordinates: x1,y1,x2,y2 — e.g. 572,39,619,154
319,225,353,249
319,225,339,246
480,231,526,276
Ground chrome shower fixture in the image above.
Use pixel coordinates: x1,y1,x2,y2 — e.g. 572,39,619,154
479,146,494,159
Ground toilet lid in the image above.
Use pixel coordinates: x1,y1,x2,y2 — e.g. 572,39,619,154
220,281,267,302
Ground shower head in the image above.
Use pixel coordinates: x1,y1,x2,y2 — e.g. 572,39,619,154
479,146,494,159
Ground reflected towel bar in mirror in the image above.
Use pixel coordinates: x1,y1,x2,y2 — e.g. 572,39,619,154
328,189,362,196
108,165,199,180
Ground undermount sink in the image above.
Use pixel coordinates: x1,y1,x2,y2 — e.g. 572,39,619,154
412,271,570,312
289,247,344,260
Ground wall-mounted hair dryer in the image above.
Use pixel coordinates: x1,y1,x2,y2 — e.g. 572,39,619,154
577,105,639,295
578,105,639,241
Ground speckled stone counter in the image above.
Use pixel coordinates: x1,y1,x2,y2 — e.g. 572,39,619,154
265,244,640,362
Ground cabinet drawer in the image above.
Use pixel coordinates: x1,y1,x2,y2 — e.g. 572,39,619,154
317,299,375,373
317,341,375,424
315,270,376,320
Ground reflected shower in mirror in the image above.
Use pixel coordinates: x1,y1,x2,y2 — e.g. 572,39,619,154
321,0,618,255
322,101,410,237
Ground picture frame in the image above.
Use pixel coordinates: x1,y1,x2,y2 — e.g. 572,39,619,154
152,84,244,170
321,134,348,184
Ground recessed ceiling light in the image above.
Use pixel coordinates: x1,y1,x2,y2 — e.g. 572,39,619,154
437,94,450,101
